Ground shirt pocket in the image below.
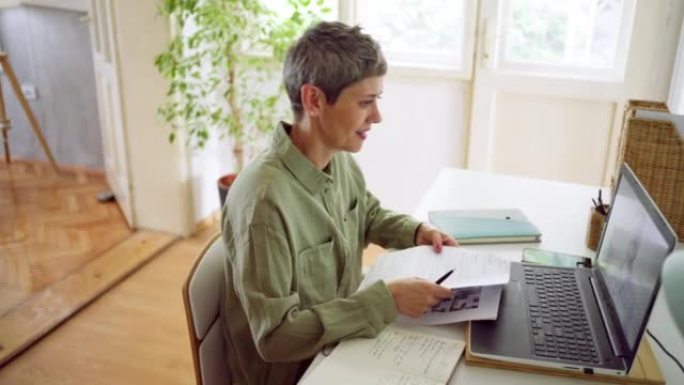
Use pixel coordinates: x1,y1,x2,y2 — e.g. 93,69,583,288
297,240,337,306
344,197,361,232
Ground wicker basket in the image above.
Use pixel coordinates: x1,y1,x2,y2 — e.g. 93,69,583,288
586,207,608,251
614,100,684,241
612,100,670,188
626,100,669,112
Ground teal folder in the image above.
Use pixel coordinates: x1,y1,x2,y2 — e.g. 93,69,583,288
428,209,542,244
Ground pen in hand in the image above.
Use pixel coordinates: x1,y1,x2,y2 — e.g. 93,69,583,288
435,269,454,285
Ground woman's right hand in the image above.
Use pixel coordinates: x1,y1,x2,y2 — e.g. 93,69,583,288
386,278,453,318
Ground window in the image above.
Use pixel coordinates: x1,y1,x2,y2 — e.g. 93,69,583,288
354,0,475,77
267,0,338,22
247,0,338,56
499,0,636,79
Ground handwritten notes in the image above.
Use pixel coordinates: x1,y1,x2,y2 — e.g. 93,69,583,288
298,325,465,385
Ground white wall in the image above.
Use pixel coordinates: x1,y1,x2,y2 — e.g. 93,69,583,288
624,0,684,101
492,94,615,186
354,74,469,214
668,22,684,114
191,139,236,222
113,0,194,236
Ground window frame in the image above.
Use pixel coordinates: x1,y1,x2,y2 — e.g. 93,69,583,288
342,0,478,80
496,0,637,82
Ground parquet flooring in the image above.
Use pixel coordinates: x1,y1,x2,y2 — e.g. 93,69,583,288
0,221,382,385
0,160,178,367
0,160,132,315
0,222,211,385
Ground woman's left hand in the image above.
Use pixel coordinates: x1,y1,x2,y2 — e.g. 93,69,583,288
415,224,459,252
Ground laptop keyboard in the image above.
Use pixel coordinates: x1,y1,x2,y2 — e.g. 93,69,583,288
524,267,600,364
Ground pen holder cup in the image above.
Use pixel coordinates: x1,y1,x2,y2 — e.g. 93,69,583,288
586,206,609,251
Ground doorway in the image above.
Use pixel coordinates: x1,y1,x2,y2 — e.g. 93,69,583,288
0,2,146,366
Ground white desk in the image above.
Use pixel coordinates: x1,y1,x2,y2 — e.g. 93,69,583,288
308,168,684,384
413,167,606,259
415,168,683,385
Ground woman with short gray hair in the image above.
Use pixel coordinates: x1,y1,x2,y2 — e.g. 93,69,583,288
220,21,457,385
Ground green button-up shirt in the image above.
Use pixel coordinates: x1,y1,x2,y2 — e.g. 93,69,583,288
220,122,421,385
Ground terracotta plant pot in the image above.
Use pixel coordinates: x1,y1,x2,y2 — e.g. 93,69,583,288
217,173,238,208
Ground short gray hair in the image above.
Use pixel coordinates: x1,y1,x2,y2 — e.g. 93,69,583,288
283,21,387,121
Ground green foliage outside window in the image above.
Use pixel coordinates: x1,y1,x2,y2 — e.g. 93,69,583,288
154,0,329,171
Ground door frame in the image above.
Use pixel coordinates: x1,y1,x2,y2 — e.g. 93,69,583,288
87,0,135,227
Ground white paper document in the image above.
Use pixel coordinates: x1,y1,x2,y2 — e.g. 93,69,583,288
360,246,511,325
298,325,465,385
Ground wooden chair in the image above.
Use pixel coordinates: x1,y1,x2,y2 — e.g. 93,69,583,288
183,233,231,385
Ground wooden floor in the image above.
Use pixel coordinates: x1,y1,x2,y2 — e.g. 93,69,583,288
0,224,216,385
0,217,385,384
0,160,176,367
0,160,132,314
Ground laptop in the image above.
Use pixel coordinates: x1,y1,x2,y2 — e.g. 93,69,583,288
469,164,677,376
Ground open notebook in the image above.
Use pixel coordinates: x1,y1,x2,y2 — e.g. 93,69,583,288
299,324,465,385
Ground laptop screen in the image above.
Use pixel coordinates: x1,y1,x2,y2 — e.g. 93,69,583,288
596,165,676,355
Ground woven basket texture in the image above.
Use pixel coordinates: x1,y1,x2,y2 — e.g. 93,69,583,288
619,100,684,241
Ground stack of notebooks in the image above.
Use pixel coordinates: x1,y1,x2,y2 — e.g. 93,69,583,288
429,208,542,244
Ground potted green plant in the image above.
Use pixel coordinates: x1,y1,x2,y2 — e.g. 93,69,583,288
154,0,329,206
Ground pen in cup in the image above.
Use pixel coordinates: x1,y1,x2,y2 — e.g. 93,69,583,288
592,190,608,215
435,269,454,285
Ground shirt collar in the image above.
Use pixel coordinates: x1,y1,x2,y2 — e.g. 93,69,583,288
272,121,333,195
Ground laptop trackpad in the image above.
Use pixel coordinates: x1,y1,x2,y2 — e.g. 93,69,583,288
471,279,532,357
